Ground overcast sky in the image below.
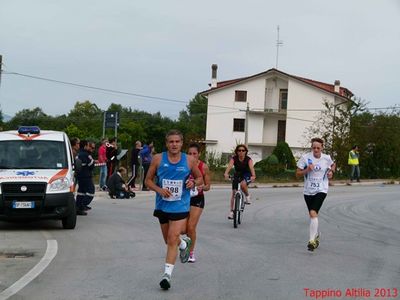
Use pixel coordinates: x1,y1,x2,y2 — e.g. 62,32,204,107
1,0,399,119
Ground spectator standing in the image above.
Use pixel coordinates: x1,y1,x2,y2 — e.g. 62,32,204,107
106,137,118,180
70,137,80,158
348,145,360,182
98,138,108,191
129,140,142,189
139,141,154,191
76,140,96,215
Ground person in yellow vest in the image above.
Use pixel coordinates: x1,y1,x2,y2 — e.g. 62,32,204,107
348,145,360,182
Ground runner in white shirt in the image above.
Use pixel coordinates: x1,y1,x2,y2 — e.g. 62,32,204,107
296,138,335,251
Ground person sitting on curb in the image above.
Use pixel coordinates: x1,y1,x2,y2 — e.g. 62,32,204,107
106,167,136,199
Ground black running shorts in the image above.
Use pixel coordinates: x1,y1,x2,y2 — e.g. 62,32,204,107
190,194,205,209
304,192,327,213
232,174,251,190
153,210,189,224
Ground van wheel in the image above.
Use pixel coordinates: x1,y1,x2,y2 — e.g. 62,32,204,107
62,210,77,229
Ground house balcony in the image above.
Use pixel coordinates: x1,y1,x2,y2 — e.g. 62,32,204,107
249,108,287,116
248,142,277,147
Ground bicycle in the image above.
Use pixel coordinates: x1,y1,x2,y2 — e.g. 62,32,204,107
229,175,247,228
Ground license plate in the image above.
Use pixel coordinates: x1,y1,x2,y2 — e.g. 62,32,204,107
12,201,35,209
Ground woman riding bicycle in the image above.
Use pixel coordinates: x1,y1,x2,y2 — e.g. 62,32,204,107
224,144,256,219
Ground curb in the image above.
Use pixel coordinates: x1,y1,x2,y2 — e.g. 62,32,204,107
95,180,398,195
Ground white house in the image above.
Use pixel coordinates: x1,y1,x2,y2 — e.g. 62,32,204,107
200,66,354,163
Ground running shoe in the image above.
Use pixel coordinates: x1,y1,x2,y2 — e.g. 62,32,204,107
179,236,192,263
228,211,234,219
315,233,320,249
307,239,317,251
188,252,196,263
159,273,171,290
245,195,251,205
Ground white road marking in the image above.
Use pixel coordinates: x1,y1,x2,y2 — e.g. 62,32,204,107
0,239,58,300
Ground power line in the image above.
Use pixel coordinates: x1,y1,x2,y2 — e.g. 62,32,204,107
3,70,399,114
3,71,188,104
2,71,238,111
365,106,400,111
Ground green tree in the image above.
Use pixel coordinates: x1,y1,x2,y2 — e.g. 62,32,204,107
7,107,54,130
350,110,400,178
177,93,207,144
304,97,366,171
67,101,103,138
69,101,102,118
64,123,85,139
2,95,206,162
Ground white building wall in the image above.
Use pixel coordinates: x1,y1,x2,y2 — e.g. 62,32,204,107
263,115,279,144
206,77,266,155
205,73,340,162
205,87,243,155
248,113,264,144
285,79,335,148
264,77,288,109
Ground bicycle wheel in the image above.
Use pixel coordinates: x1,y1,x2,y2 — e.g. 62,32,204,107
240,192,246,211
233,192,241,228
238,192,245,224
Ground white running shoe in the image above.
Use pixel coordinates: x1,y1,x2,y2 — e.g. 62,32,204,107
179,236,191,263
245,195,251,205
188,252,196,263
228,211,234,219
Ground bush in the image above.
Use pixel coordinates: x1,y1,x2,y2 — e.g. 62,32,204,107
205,150,224,170
254,142,296,176
272,142,296,169
259,154,285,175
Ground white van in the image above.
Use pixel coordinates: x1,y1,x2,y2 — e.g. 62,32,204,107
0,126,76,229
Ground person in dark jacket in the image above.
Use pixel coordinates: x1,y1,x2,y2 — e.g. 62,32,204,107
106,137,118,180
139,141,154,191
128,140,142,189
76,140,96,215
107,167,136,199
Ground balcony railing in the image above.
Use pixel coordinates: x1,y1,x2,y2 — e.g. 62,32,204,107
249,108,287,115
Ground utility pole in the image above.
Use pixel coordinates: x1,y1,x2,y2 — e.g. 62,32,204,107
331,100,348,157
275,26,283,69
245,103,249,146
0,55,3,87
102,111,106,138
0,55,3,126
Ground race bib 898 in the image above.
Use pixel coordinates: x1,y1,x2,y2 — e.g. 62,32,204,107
162,179,183,201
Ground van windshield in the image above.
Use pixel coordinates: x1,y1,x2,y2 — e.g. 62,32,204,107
0,140,68,169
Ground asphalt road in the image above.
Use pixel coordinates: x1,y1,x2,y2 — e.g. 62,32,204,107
1,184,400,300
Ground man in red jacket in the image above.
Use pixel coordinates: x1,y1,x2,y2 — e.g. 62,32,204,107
98,138,108,191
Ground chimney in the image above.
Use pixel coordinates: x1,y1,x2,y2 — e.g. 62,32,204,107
334,80,340,93
211,64,218,88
